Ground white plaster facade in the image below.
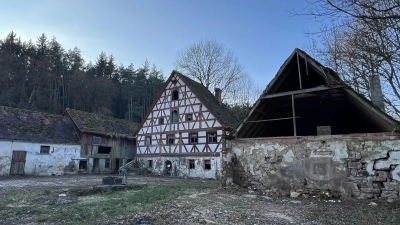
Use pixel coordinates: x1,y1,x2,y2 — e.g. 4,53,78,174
0,140,88,176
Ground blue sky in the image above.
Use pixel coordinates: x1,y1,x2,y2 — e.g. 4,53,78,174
0,0,321,88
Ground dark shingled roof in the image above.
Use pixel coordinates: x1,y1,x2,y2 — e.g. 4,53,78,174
0,106,79,144
174,71,239,128
65,109,138,139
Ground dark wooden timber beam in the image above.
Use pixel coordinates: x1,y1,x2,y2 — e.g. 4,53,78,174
244,117,300,123
260,85,344,99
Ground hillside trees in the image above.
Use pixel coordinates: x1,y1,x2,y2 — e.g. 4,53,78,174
294,0,400,117
0,31,164,122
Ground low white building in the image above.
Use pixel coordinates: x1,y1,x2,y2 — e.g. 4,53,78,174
0,106,85,176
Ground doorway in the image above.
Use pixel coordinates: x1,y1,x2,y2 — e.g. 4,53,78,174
10,151,27,175
114,159,120,173
165,160,172,176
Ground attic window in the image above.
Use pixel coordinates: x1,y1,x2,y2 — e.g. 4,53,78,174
92,136,101,145
40,146,50,154
172,90,179,101
159,117,164,125
172,110,178,123
187,114,193,121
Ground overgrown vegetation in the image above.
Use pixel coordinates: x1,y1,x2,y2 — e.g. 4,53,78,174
0,181,216,225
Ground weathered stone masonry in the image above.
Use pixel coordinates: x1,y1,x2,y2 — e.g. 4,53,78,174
224,133,400,200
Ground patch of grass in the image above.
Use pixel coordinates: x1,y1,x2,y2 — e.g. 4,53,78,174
0,180,217,225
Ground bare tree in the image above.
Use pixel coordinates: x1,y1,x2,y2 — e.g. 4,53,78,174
174,38,250,101
292,0,400,118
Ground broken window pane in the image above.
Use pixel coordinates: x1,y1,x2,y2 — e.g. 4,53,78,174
40,146,50,154
168,135,175,145
204,160,211,170
207,132,217,143
172,110,178,123
189,133,198,144
172,90,179,100
189,159,195,169
92,136,101,145
105,159,110,168
145,136,151,146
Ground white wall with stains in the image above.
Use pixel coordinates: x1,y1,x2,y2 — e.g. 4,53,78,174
0,140,84,176
137,156,221,179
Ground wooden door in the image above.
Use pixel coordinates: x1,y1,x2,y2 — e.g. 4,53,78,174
10,151,27,175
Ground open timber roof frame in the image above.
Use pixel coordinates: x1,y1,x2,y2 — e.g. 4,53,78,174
235,48,400,139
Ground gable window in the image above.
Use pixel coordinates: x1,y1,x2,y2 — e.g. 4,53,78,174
189,159,195,169
159,117,164,125
92,136,101,145
40,145,50,154
189,133,198,144
105,159,110,168
145,136,151,146
186,114,193,121
172,90,179,101
172,110,178,123
204,160,211,170
168,135,175,145
207,132,217,143
148,160,153,168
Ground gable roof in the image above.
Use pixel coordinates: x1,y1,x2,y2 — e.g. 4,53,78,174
0,106,79,144
135,70,239,135
65,109,138,139
235,48,399,138
176,71,239,129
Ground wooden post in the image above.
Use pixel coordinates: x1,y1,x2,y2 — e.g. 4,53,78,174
292,94,297,136
297,52,302,89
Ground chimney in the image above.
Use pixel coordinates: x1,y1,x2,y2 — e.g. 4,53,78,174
214,88,222,104
369,75,385,112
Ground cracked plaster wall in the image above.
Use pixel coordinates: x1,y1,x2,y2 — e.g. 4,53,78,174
137,156,221,179
0,140,85,176
225,134,400,199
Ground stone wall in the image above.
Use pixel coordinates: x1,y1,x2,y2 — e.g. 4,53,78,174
224,133,400,200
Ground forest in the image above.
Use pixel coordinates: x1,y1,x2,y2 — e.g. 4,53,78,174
0,32,250,123
0,31,166,123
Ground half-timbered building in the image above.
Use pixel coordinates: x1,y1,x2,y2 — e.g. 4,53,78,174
135,70,238,179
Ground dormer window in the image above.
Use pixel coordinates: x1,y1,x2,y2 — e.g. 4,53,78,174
172,90,179,101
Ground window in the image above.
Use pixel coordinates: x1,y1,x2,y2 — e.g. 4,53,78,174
145,136,151,146
204,160,211,170
98,146,111,154
172,110,178,123
189,159,195,169
189,133,198,144
148,160,153,168
105,159,110,168
172,90,179,100
159,117,164,125
168,135,175,145
186,114,193,121
207,132,217,143
40,145,50,154
92,136,101,145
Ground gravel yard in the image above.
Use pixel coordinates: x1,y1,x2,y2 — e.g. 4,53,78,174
0,175,399,225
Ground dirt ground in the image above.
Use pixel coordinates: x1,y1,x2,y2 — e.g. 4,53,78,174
1,175,400,225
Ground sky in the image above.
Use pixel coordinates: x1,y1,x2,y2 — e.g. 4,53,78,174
0,0,322,88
